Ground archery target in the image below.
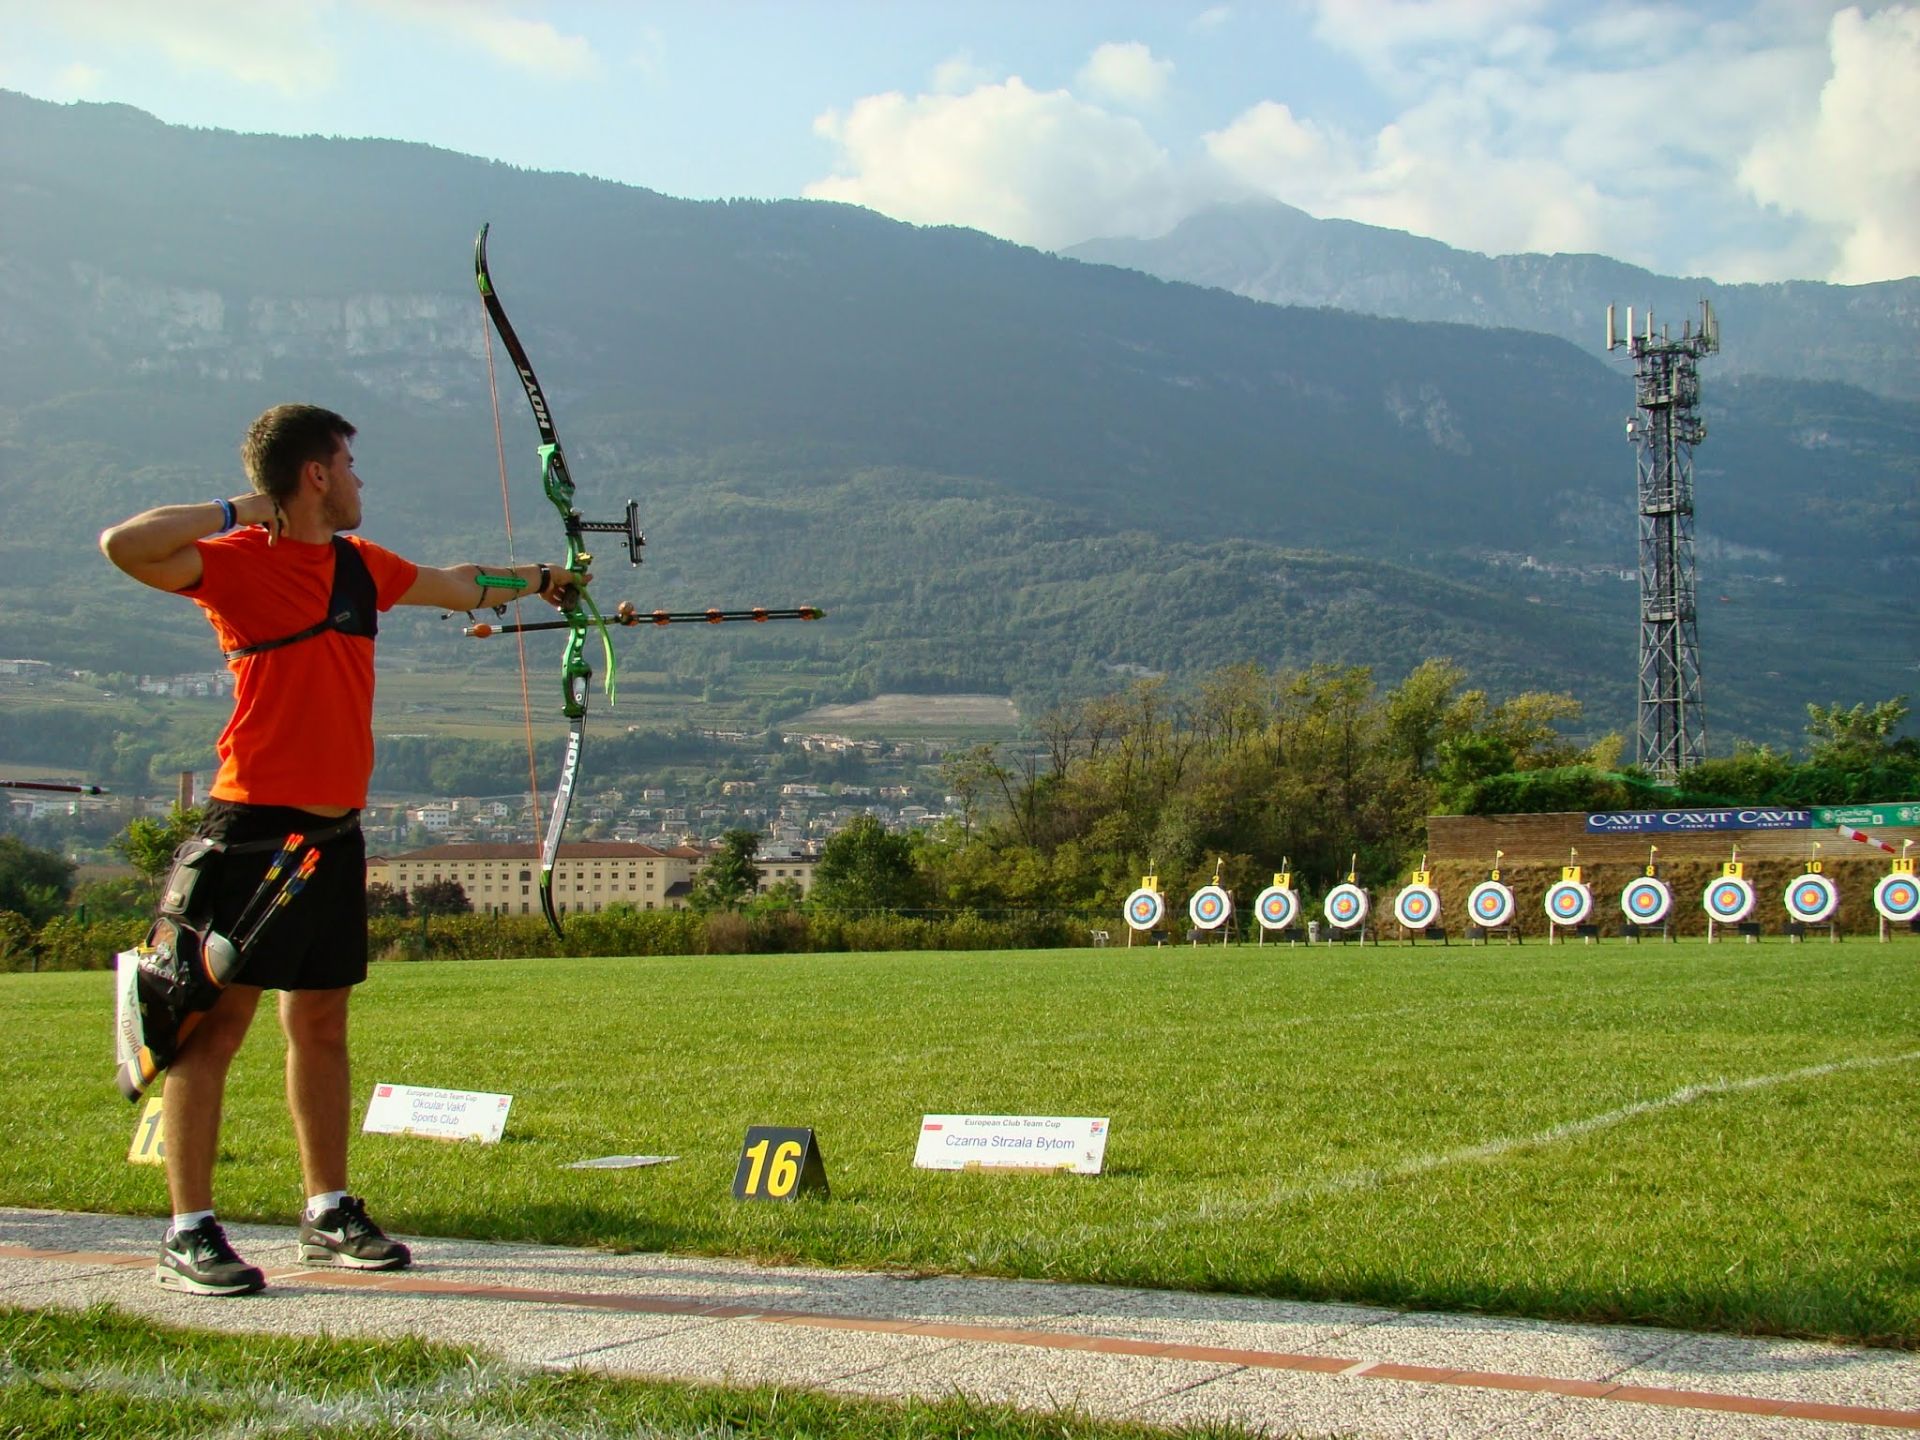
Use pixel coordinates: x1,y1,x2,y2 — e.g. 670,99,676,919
1619,876,1672,925
1782,873,1839,924
1543,880,1593,926
1254,885,1299,931
1467,880,1515,928
1702,875,1756,924
1124,887,1166,931
1875,871,1920,923
1324,883,1368,929
1392,883,1440,930
1189,884,1232,930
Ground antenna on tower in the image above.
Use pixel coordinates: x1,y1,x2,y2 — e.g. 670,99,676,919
1603,296,1719,783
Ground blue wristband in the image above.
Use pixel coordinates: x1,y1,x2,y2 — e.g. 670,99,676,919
213,498,237,533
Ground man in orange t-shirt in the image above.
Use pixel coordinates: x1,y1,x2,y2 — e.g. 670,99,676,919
100,404,580,1296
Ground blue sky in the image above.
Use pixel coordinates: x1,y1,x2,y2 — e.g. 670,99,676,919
3,1,1915,283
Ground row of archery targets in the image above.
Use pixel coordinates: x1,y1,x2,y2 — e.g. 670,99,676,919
1123,838,1920,943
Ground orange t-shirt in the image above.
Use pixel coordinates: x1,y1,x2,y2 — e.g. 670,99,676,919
188,530,418,809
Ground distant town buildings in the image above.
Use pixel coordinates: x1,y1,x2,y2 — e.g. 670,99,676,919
367,841,821,918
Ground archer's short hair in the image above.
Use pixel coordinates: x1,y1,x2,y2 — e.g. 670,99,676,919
241,405,356,501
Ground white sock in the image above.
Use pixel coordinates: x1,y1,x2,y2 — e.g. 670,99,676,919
306,1191,347,1220
170,1209,214,1236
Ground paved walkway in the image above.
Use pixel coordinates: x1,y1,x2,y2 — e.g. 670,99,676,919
2,1207,1916,1438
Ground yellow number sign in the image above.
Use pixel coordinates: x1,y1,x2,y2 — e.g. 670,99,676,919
732,1125,828,1200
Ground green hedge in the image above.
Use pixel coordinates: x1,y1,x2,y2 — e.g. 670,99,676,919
368,907,1085,962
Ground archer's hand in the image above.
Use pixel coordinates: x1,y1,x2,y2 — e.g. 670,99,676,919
542,563,590,609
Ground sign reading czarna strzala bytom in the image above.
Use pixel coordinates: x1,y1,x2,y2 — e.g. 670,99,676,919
1585,808,1811,834
915,1115,1110,1174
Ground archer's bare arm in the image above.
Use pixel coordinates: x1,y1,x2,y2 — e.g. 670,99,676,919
397,562,587,612
99,495,277,593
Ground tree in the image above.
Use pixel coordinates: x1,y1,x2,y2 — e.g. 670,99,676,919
690,830,761,912
410,879,472,916
117,805,203,894
0,836,75,927
0,910,36,971
811,815,925,913
366,882,412,918
1805,697,1911,758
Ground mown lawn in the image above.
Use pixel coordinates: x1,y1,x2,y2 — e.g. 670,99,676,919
3,938,1915,1344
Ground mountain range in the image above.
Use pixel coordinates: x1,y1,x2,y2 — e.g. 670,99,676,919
0,90,1912,758
1065,200,1920,402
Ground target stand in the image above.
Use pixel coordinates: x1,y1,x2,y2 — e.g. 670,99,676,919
1782,865,1841,944
1465,873,1519,945
1391,871,1446,945
1187,876,1235,947
1124,875,1170,947
1618,869,1673,943
1703,862,1759,943
1322,879,1370,946
1874,859,1919,942
1253,874,1302,947
1543,867,1597,945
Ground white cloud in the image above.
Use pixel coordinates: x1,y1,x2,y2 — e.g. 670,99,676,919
53,62,106,97
1191,6,1233,33
1738,5,1920,283
364,0,599,79
930,51,997,95
807,78,1199,249
29,0,336,96
1307,0,1550,83
1192,0,1908,282
1203,100,1352,195
1076,41,1173,108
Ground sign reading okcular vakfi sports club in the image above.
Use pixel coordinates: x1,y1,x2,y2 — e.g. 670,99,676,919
1584,809,1811,834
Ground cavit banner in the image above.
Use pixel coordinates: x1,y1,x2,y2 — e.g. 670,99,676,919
1585,808,1812,834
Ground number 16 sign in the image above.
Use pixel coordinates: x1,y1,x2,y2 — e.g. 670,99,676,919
732,1125,830,1201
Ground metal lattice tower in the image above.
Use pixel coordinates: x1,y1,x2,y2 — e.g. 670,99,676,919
1607,300,1718,784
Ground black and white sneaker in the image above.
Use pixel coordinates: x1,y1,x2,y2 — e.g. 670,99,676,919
156,1217,266,1296
298,1195,411,1270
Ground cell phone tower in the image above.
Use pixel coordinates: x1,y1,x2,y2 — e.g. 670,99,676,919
1606,299,1718,784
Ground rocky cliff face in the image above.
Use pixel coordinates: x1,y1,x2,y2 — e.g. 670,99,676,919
28,264,475,398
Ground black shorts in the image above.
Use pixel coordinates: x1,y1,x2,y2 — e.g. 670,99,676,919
197,800,368,991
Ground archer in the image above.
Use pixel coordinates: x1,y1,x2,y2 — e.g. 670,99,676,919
98,403,580,1297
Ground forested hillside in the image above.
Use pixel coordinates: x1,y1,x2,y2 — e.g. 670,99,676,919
1,90,1912,772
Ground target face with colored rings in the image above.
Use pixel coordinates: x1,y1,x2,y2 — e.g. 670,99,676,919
1124,888,1165,931
1189,885,1232,929
1875,872,1920,922
1619,877,1672,925
1702,876,1755,923
1467,881,1515,927
1254,885,1298,930
1544,880,1592,926
1325,883,1368,929
1392,883,1439,930
1783,873,1839,924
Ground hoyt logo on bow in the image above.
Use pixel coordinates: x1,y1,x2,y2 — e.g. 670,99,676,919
471,224,822,938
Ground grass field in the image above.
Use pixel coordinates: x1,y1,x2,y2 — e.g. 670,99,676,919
0,1304,1221,1440
1,938,1915,1347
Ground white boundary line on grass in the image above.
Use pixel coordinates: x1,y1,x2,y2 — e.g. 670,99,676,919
1144,1049,1920,1232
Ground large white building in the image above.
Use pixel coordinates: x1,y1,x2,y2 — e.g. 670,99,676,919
368,842,707,919
367,842,820,918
